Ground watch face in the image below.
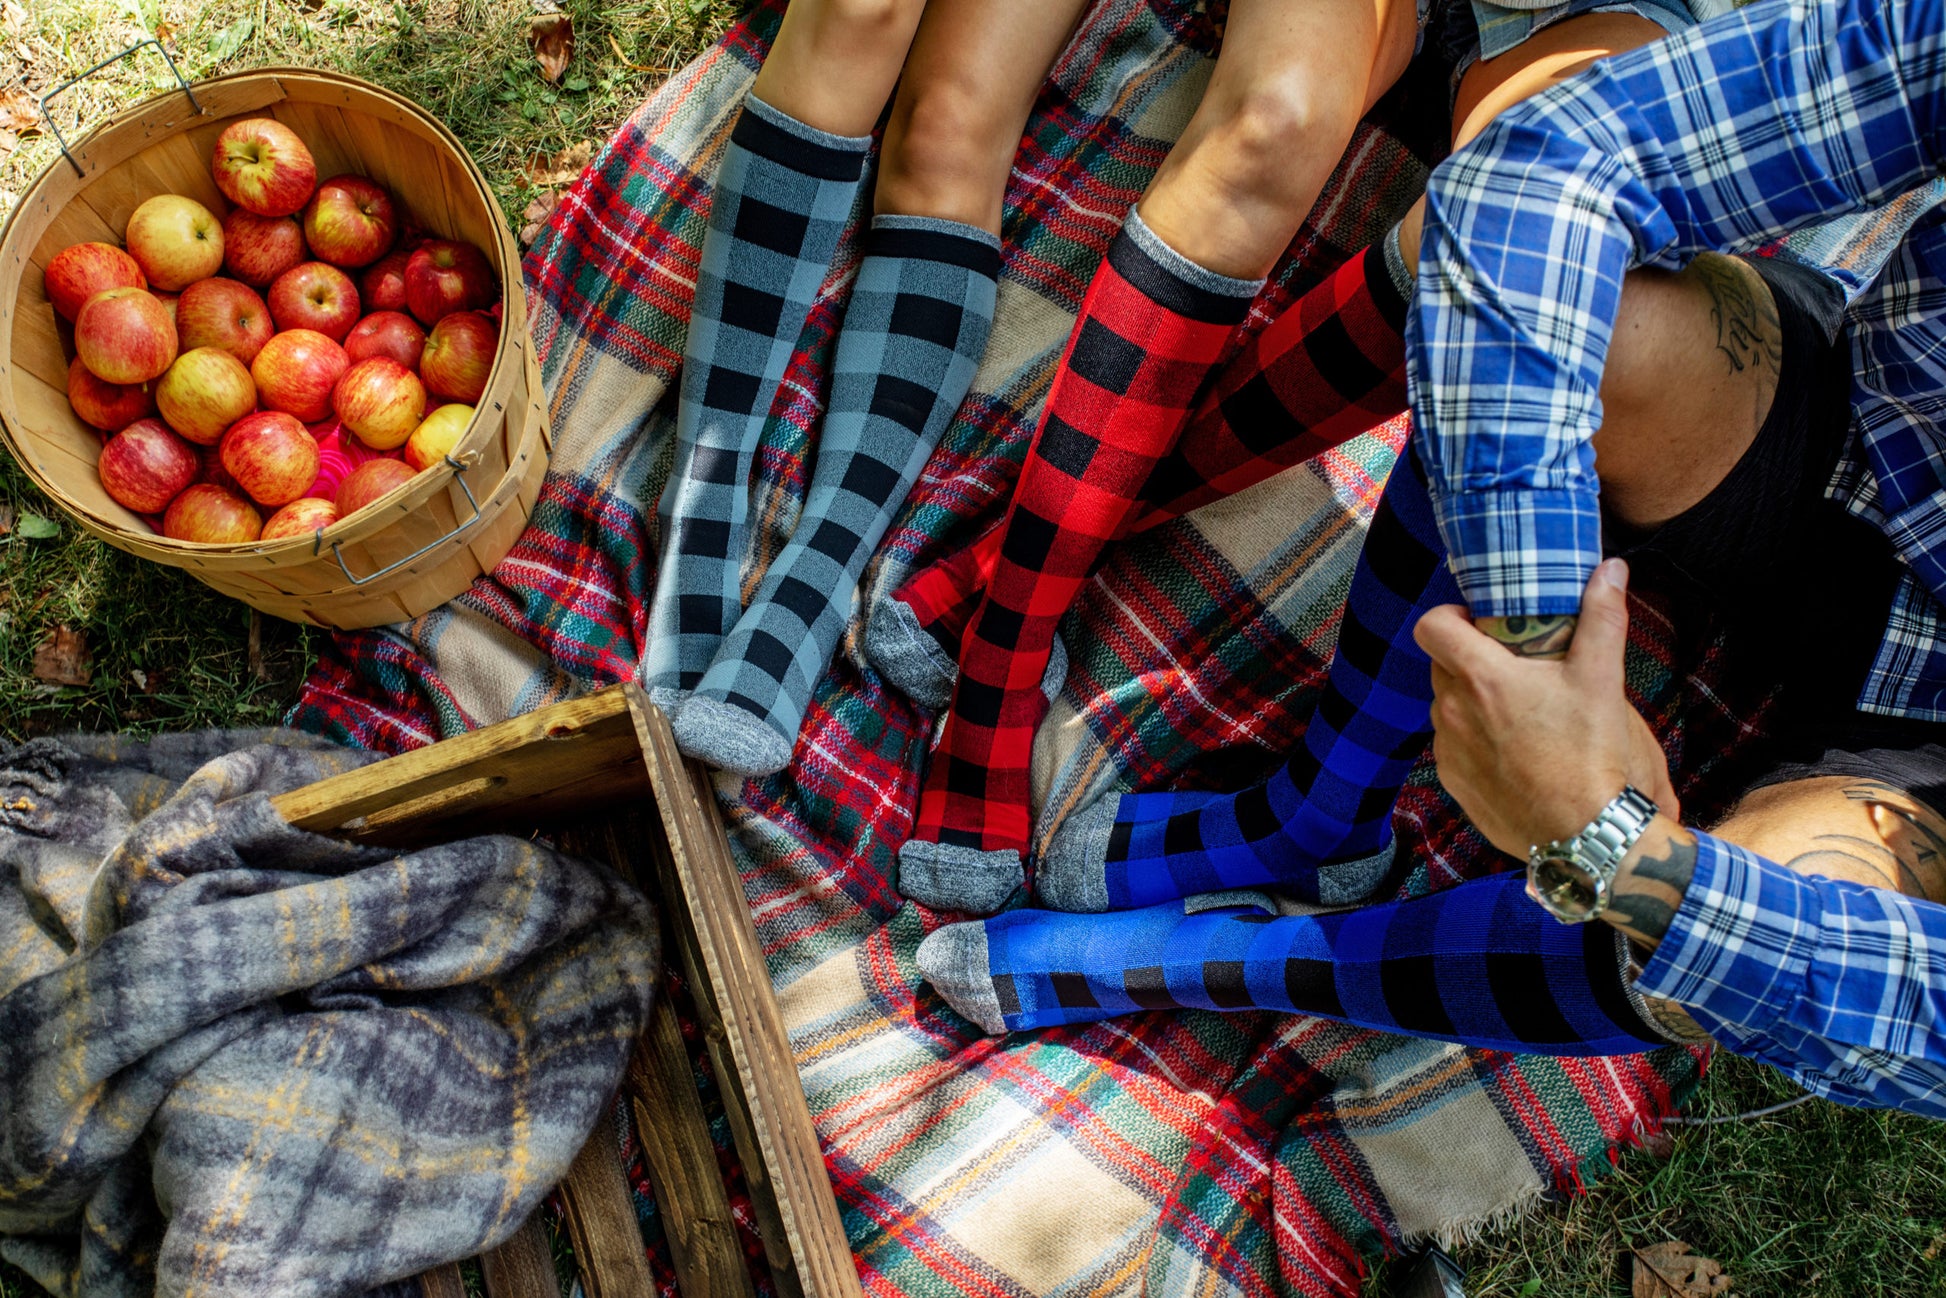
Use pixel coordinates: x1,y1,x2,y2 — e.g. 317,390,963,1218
1528,854,1602,919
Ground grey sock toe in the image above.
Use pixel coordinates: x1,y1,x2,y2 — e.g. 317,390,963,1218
1033,792,1123,912
865,599,958,710
1316,841,1399,906
898,839,1023,914
672,695,794,777
915,923,1008,1034
647,686,693,717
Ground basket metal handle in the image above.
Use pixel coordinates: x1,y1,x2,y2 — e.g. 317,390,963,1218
324,456,484,587
40,38,203,178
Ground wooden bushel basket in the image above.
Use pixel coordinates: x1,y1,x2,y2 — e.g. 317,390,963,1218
0,61,551,629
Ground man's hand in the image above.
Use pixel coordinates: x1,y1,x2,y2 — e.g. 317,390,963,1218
1412,558,1679,859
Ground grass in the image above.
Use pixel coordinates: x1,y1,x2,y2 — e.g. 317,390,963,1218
6,2,1946,1296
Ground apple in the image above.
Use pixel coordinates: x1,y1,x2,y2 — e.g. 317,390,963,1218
155,347,258,446
269,261,360,340
44,243,146,321
359,250,412,312
154,290,179,328
176,278,274,365
404,240,496,325
125,195,224,291
211,118,317,217
333,356,426,451
221,210,307,286
75,287,177,385
221,410,321,507
336,457,418,518
196,445,245,495
67,357,156,432
404,402,474,471
261,497,340,540
164,483,262,543
344,310,425,370
97,417,199,514
306,418,386,500
419,311,497,403
302,174,396,268
251,328,348,422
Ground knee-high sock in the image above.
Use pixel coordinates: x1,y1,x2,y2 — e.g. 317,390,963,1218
897,211,1263,914
1036,445,1454,912
673,217,1001,775
866,239,1409,707
916,872,1673,1055
640,97,870,707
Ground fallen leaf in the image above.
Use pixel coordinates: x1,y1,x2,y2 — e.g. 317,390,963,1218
205,16,252,62
0,127,16,159
1638,1128,1676,1159
518,189,559,247
529,11,572,83
1,0,27,36
520,139,592,187
32,625,91,687
16,512,58,540
0,503,13,536
0,88,39,136
1632,1240,1731,1297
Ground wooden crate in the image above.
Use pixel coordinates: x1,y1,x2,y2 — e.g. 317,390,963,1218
270,685,861,1298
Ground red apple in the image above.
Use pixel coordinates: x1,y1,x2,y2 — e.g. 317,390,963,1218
44,243,146,321
155,347,257,446
344,310,425,370
154,290,179,329
221,209,307,286
75,287,177,385
269,261,360,340
196,445,245,495
221,410,321,507
125,195,224,291
251,329,348,422
335,457,418,518
261,497,339,540
211,118,317,217
302,174,396,268
359,250,412,312
164,483,262,543
419,310,497,403
404,402,474,471
98,417,199,514
176,278,274,365
333,356,426,451
67,357,156,432
404,240,496,325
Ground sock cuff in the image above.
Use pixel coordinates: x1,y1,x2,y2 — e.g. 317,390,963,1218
1114,207,1265,324
735,94,872,180
1364,237,1412,333
1379,222,1416,311
867,214,1003,278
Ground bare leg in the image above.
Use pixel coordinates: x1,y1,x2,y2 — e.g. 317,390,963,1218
875,0,1092,232
750,0,929,135
1137,0,1421,278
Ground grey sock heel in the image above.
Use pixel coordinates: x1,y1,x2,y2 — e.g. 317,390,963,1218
897,839,1024,914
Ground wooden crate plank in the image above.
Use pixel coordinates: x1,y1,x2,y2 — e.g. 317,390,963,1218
416,1263,468,1298
478,1215,559,1298
626,691,864,1298
556,1115,661,1298
268,687,647,844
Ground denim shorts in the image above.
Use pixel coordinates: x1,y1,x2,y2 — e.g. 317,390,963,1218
1427,0,1720,85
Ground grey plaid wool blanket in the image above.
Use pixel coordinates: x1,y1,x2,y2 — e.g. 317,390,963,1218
0,731,657,1297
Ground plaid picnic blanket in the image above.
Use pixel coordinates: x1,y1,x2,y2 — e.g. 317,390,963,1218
291,1,1781,1291
0,731,657,1297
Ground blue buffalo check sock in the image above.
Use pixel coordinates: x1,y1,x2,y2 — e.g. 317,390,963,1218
674,216,1001,775
1037,445,1457,912
641,96,871,710
917,872,1673,1053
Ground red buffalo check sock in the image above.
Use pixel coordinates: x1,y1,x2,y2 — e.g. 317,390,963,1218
897,209,1263,913
867,238,1409,707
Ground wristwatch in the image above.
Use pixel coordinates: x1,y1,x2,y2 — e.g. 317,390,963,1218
1526,786,1660,923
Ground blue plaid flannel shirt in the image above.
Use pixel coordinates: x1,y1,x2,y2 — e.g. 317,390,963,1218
1638,832,1946,1117
1410,0,1946,718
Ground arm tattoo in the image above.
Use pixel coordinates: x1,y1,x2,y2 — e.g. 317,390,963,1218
1476,614,1577,660
1694,254,1784,379
1607,825,1698,949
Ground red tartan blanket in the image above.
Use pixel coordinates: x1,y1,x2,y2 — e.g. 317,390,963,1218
292,3,1774,1292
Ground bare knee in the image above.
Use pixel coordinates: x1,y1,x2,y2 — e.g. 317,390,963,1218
813,0,926,46
1179,78,1360,219
877,75,1021,224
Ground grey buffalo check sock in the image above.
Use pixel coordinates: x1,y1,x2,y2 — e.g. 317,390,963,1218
675,216,1001,774
640,95,871,710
